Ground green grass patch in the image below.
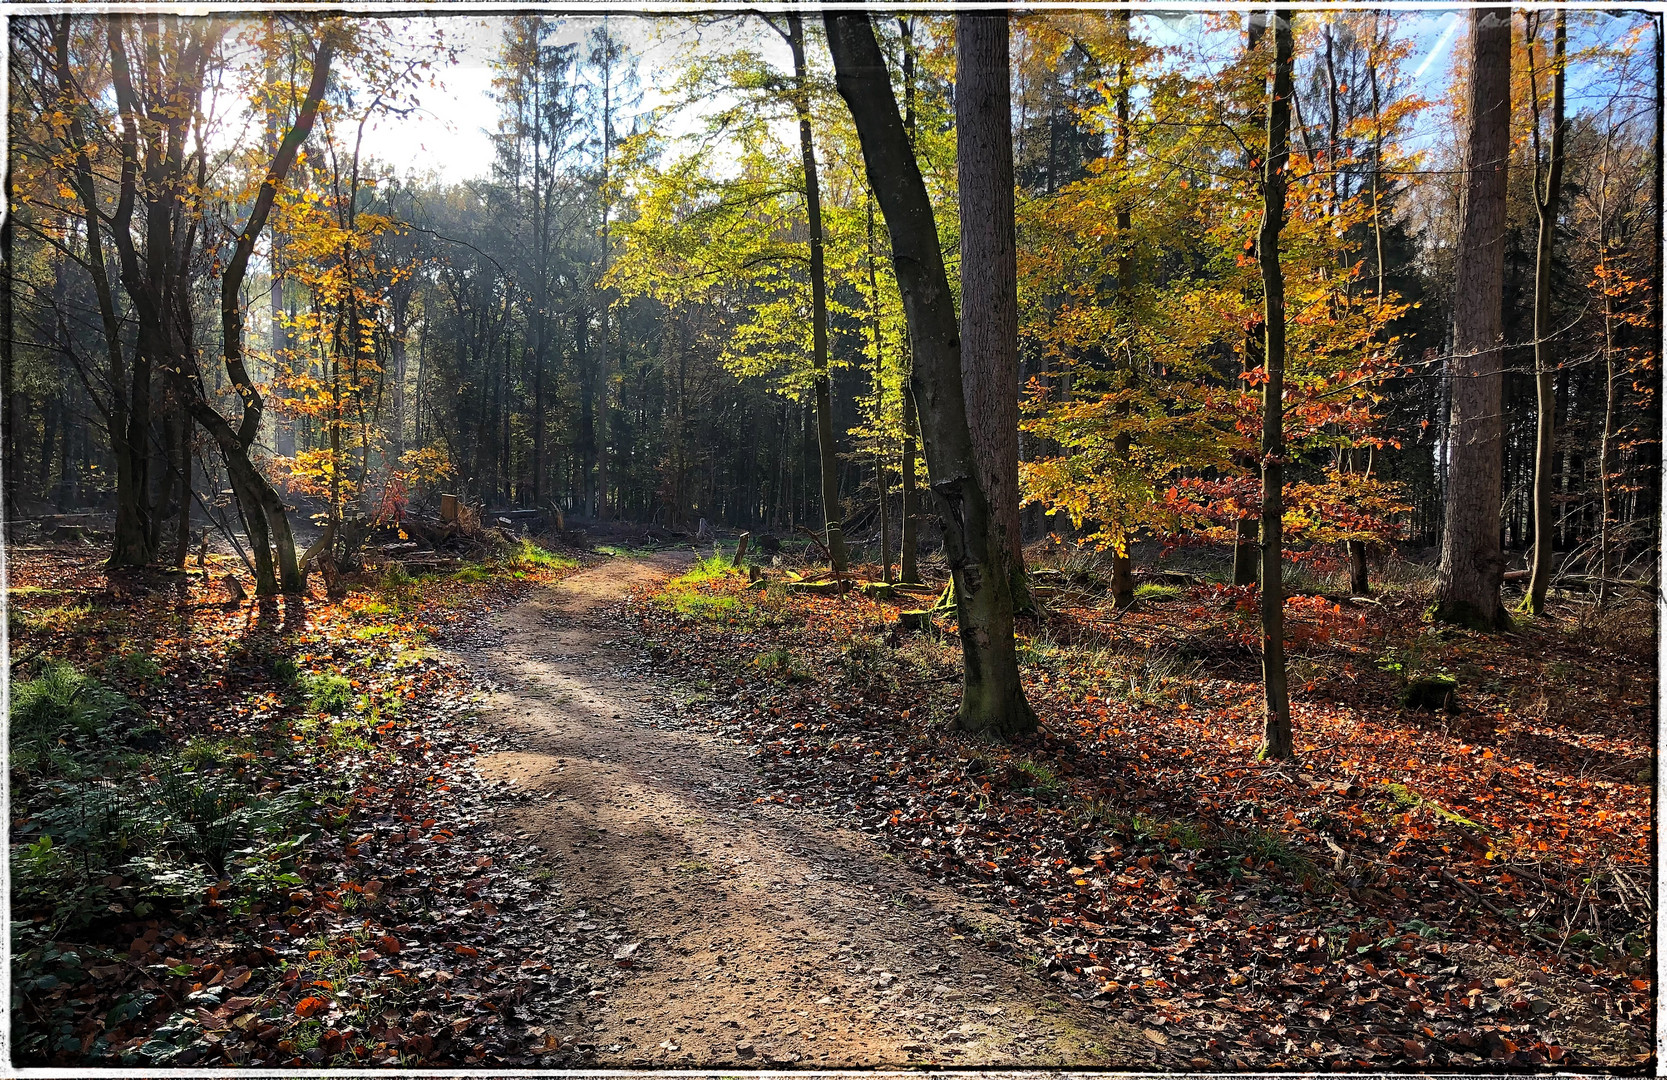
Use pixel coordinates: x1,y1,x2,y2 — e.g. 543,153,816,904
298,673,354,716
674,554,738,587
1133,583,1183,602
661,556,754,623
753,647,809,682
1013,758,1063,799
505,538,577,574
9,662,130,774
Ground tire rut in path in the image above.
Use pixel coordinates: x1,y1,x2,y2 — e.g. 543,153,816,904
461,554,1154,1068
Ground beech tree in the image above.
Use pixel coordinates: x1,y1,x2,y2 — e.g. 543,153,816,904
1522,10,1567,616
1434,9,1512,630
825,10,1035,736
956,12,1027,608
1256,11,1294,761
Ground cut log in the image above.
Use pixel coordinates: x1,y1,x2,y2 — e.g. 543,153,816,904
898,609,935,631
786,578,850,595
860,580,901,600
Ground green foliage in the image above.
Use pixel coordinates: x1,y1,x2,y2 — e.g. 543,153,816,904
754,646,808,682
377,562,418,610
299,673,355,716
114,650,161,682
9,663,130,774
678,553,739,586
449,563,489,584
505,539,577,574
1012,759,1062,799
1132,583,1182,602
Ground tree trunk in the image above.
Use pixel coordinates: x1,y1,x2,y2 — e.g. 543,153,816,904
786,12,849,573
957,11,1028,610
1256,11,1294,762
55,17,151,567
877,456,892,584
826,11,1035,737
1434,9,1512,630
900,386,922,582
1,207,13,516
1109,9,1136,610
1523,11,1566,616
1348,530,1370,595
1233,504,1259,585
896,15,921,585
173,413,192,567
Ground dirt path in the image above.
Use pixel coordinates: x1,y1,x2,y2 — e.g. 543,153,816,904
456,554,1158,1069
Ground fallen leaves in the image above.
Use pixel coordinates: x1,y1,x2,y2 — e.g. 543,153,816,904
8,545,597,1068
630,559,1654,1069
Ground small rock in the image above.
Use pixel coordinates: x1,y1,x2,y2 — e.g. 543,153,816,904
735,1042,755,1057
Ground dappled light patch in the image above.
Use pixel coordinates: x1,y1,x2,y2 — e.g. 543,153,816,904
632,558,1653,1069
8,545,586,1066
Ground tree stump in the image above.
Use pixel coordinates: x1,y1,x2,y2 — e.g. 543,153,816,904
1402,676,1458,713
732,532,751,567
221,574,247,604
898,609,934,631
440,493,460,523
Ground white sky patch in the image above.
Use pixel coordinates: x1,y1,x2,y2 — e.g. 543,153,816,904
1411,12,1461,83
352,14,779,186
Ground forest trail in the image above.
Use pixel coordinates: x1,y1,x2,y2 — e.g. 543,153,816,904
460,554,1157,1069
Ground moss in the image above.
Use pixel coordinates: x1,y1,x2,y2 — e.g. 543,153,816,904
1427,599,1512,633
1401,674,1458,712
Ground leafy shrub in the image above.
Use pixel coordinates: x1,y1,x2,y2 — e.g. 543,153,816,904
10,663,129,773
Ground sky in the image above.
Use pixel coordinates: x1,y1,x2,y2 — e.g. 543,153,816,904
355,14,768,184
355,9,1655,185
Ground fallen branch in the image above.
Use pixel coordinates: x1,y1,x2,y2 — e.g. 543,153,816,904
794,524,833,564
1439,868,1566,953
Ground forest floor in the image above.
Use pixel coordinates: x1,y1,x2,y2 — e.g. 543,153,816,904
465,551,1155,1068
603,544,1656,1071
6,532,1656,1070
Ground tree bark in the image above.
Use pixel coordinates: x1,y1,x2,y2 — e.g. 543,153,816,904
1,201,13,517
897,15,921,585
1233,514,1259,585
1109,8,1136,609
209,29,335,593
786,12,849,573
1434,9,1512,630
900,385,922,583
957,11,1028,610
1523,11,1566,615
53,16,151,568
1256,11,1294,762
826,11,1035,736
